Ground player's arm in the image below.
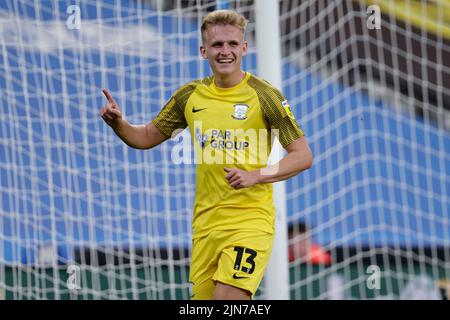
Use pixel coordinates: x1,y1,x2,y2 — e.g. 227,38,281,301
224,136,313,189
99,89,169,149
258,136,313,183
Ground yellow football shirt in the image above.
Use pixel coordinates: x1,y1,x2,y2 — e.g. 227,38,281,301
152,72,304,239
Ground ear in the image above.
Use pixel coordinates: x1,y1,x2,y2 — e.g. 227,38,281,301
200,46,207,59
242,41,248,57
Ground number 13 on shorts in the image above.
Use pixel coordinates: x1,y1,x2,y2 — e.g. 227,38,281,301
233,246,257,274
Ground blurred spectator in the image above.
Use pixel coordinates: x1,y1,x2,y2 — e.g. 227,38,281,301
438,279,450,300
288,222,332,265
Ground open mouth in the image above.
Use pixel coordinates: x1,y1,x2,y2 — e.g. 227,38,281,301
217,58,234,64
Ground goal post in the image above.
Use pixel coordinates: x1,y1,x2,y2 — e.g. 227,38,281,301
254,0,290,300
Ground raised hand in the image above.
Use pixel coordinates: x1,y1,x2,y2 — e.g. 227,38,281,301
99,89,123,129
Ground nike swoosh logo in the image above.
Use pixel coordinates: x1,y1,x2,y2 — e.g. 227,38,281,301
233,273,249,279
192,107,207,113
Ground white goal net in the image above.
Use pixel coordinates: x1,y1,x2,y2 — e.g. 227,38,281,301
0,0,449,300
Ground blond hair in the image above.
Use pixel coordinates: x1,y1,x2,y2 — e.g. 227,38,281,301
201,10,248,42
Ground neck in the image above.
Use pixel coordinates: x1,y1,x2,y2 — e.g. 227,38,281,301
214,70,245,88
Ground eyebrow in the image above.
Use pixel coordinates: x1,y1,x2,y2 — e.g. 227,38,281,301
211,40,240,46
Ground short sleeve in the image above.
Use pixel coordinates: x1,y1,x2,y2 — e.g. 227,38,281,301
248,77,304,147
151,82,198,137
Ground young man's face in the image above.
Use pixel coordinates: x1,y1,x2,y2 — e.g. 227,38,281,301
200,24,248,84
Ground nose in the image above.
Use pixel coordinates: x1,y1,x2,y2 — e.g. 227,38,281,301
220,43,232,55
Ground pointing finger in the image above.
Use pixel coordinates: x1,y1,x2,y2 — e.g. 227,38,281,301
102,89,115,103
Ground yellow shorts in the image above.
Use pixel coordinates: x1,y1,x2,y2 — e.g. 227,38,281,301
189,229,274,300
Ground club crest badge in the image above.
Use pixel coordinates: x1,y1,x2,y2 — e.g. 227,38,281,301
232,104,249,120
282,100,295,119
